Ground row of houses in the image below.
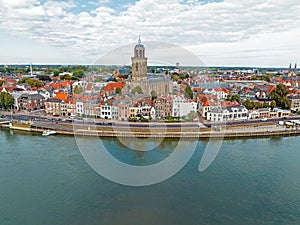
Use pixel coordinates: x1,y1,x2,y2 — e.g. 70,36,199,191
44,93,197,121
207,107,291,122
1,68,299,122
197,93,293,122
3,85,295,123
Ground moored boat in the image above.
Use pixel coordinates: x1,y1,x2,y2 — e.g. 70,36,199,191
42,130,57,136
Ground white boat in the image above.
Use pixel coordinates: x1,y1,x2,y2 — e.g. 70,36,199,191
42,130,57,136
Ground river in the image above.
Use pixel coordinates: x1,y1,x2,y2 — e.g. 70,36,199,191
0,128,299,225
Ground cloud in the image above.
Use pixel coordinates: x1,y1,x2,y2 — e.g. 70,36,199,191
0,0,299,65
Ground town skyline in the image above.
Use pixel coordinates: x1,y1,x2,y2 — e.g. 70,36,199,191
0,0,299,67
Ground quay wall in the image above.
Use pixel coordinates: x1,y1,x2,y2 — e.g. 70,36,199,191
1,122,300,139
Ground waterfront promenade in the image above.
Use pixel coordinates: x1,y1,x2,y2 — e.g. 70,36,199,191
1,118,300,139
1,110,300,138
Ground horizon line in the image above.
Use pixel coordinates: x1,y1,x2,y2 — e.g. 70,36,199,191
0,63,296,70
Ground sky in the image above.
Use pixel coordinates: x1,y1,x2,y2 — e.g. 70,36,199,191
0,0,299,67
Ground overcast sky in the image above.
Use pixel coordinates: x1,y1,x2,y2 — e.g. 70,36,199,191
0,0,299,67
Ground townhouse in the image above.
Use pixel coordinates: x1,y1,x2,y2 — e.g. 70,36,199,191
18,94,45,112
45,98,62,116
289,95,300,112
172,94,197,118
153,96,172,119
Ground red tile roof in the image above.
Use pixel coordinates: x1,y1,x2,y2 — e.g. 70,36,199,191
51,81,74,90
54,93,68,102
193,87,202,92
0,86,16,93
103,82,123,91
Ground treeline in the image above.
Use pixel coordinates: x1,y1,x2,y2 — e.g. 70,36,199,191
18,78,43,88
0,65,88,78
52,66,87,78
243,99,276,110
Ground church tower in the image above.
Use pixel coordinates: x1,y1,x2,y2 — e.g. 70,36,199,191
131,36,147,81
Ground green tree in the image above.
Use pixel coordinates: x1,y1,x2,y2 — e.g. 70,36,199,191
263,102,270,108
185,84,193,99
18,78,43,88
171,74,179,81
227,94,240,102
0,92,14,109
179,74,185,80
151,90,157,100
262,75,271,82
231,94,241,102
131,86,143,95
226,93,232,101
53,69,60,77
60,74,73,80
29,79,43,88
73,68,85,78
74,86,84,94
271,100,276,109
187,111,197,121
253,102,261,109
243,99,253,110
269,84,290,109
115,87,122,95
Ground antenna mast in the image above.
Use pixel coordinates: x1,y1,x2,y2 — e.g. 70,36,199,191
30,60,33,76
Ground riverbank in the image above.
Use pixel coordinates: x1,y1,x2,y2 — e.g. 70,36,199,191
1,120,300,139
1,126,300,225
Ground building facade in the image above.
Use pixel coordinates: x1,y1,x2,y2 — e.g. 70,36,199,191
207,106,248,122
18,94,45,112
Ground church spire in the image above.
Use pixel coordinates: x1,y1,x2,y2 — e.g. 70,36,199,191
138,35,141,44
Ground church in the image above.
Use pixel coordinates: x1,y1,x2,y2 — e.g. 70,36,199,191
124,37,173,96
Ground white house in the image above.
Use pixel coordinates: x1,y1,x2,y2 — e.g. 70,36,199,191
73,81,88,89
203,88,230,100
150,107,156,120
207,106,249,122
203,88,217,96
76,101,84,116
214,88,230,100
101,103,112,119
172,94,197,118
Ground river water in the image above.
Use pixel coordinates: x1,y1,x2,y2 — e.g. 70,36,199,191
0,128,299,225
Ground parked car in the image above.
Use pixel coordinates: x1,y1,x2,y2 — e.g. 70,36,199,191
261,118,267,121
